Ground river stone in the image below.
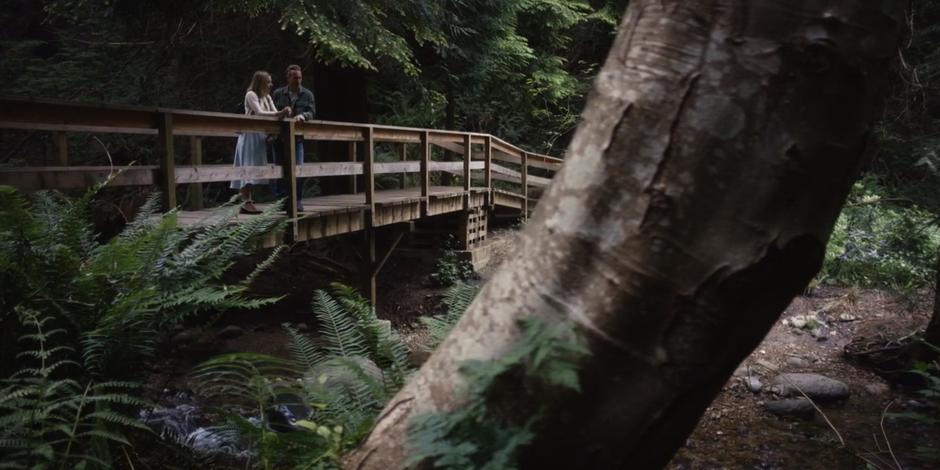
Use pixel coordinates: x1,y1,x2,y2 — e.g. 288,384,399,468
810,325,829,341
172,330,199,345
764,398,815,420
785,356,808,369
745,376,763,393
218,325,244,339
770,373,849,401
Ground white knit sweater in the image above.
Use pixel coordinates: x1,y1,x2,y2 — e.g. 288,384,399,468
244,91,278,116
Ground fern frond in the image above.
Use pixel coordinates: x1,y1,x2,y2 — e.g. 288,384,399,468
421,282,479,352
311,290,370,359
243,245,285,287
284,323,326,369
116,192,164,241
329,282,375,323
189,353,303,406
75,429,132,446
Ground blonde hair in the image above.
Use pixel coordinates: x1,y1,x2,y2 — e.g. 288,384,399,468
247,70,272,97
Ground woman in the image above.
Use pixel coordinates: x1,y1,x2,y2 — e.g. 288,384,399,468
231,70,291,214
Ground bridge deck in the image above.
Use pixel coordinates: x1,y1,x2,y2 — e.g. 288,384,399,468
176,186,522,245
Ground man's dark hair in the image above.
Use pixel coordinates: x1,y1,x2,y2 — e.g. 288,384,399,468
286,64,302,75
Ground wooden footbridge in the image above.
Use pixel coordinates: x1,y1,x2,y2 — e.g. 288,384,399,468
0,97,562,302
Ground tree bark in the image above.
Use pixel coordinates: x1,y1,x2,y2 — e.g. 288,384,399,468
348,1,901,468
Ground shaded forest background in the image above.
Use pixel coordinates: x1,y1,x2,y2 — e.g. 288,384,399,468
2,1,940,468
1,0,938,227
0,0,625,163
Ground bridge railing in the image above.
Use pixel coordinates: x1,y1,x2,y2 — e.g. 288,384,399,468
0,97,561,237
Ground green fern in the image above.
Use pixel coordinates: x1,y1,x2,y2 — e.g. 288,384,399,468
312,289,371,359
421,282,480,352
1,184,285,379
188,284,414,469
0,310,150,468
1,183,289,467
328,283,411,386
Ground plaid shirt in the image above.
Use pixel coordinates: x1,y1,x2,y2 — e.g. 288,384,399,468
272,86,316,121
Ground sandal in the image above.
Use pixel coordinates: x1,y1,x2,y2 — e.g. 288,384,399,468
240,201,262,214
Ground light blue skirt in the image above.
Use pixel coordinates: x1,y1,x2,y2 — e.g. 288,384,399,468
230,132,269,189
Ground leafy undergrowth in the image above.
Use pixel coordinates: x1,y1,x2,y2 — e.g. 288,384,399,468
820,176,940,292
0,182,285,468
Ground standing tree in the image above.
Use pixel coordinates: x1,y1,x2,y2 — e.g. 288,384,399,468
349,1,902,469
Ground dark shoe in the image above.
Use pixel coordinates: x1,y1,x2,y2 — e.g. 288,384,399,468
240,202,262,215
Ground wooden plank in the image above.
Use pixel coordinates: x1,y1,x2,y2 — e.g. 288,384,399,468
280,120,298,242
298,123,363,141
188,136,204,209
53,132,68,166
375,161,420,174
491,150,561,172
491,136,562,165
296,162,363,178
373,128,421,143
0,99,157,135
156,112,176,210
171,111,280,136
363,126,375,225
429,161,472,173
493,190,524,209
0,97,557,161
175,164,282,183
0,166,156,190
490,163,550,187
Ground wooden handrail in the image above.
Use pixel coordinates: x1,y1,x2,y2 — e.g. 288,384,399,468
0,96,560,208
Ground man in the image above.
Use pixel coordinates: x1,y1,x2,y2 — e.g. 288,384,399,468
271,64,316,212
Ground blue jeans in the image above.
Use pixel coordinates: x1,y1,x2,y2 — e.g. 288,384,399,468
271,139,305,205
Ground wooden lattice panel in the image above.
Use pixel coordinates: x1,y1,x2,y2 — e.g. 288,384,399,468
460,208,488,249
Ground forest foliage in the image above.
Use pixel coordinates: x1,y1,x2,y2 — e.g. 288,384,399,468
0,0,626,165
0,182,284,467
0,0,940,468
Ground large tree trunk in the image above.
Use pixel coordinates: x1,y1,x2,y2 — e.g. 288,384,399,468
349,1,901,468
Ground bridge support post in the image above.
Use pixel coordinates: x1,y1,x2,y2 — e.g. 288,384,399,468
364,222,411,309
398,143,407,189
484,136,493,209
463,134,471,210
53,132,68,166
363,126,375,226
420,131,430,216
279,120,299,243
156,112,176,210
188,136,203,210
521,151,529,221
348,142,358,194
